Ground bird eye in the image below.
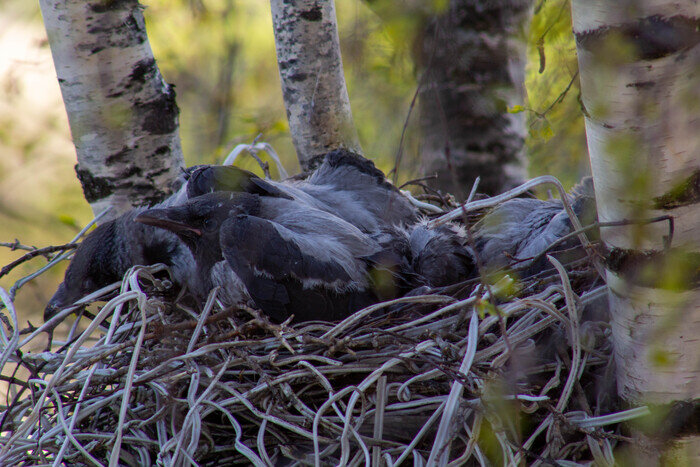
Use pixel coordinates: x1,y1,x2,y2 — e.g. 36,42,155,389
203,218,218,232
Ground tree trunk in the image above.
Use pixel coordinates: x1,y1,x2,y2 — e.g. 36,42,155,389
39,0,185,220
572,0,700,459
270,0,362,170
417,0,533,198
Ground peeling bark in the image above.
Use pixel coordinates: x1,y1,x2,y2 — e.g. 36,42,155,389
573,0,700,458
39,0,185,220
271,0,362,170
417,0,533,197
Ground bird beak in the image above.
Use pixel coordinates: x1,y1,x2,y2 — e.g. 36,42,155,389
134,209,202,236
44,282,68,321
44,282,86,322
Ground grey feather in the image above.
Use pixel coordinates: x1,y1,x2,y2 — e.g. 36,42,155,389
474,177,597,274
408,221,476,287
43,168,236,320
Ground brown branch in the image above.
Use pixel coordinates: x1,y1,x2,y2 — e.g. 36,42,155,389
0,243,78,280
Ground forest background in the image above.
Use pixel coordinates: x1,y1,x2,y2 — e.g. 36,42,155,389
0,0,587,317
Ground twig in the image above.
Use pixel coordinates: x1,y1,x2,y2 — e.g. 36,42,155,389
0,243,77,280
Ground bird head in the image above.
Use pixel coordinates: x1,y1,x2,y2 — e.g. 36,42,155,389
134,192,258,255
45,220,124,321
186,165,256,198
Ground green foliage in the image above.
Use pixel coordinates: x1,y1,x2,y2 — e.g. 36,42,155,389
143,0,422,177
525,0,588,189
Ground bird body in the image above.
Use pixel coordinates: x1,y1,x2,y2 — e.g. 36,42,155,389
474,177,597,274
44,207,195,320
43,167,226,320
47,150,533,323
135,192,394,322
407,221,475,287
189,150,419,232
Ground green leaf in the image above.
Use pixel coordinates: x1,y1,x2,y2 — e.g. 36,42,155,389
507,105,525,114
476,299,498,319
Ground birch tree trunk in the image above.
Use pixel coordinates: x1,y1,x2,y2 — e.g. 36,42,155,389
40,0,185,220
417,0,532,197
271,0,362,170
572,0,700,459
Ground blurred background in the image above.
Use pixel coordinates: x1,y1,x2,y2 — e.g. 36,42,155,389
0,0,588,320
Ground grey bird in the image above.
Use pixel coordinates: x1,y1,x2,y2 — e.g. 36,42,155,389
45,150,466,321
44,208,196,320
407,221,476,287
135,191,406,322
188,150,419,232
187,156,475,288
474,177,597,275
43,166,262,321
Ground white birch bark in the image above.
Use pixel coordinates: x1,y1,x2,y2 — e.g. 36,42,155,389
271,0,362,170
573,0,700,458
39,0,185,220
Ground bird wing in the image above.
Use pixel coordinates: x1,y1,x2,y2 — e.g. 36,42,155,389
304,150,418,228
474,199,562,268
219,214,371,289
219,214,376,321
260,198,381,262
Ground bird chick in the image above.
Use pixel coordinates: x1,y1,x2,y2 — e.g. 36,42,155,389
474,177,597,275
44,209,194,320
301,149,419,230
407,221,476,287
136,192,404,322
189,150,419,232
43,166,243,321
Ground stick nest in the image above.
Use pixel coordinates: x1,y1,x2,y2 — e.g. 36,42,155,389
0,182,630,466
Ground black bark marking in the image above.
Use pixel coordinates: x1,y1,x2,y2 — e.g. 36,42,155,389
128,183,168,206
119,165,142,178
299,5,322,22
626,81,655,89
576,15,700,61
288,72,308,82
152,145,170,156
75,164,115,203
145,167,170,179
86,11,147,48
653,170,700,210
89,0,138,14
278,59,298,70
105,146,131,164
76,163,170,205
128,58,157,86
137,85,179,135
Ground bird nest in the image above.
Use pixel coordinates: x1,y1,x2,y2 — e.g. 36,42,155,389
0,177,644,466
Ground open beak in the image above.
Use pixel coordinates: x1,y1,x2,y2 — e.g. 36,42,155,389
134,208,202,237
